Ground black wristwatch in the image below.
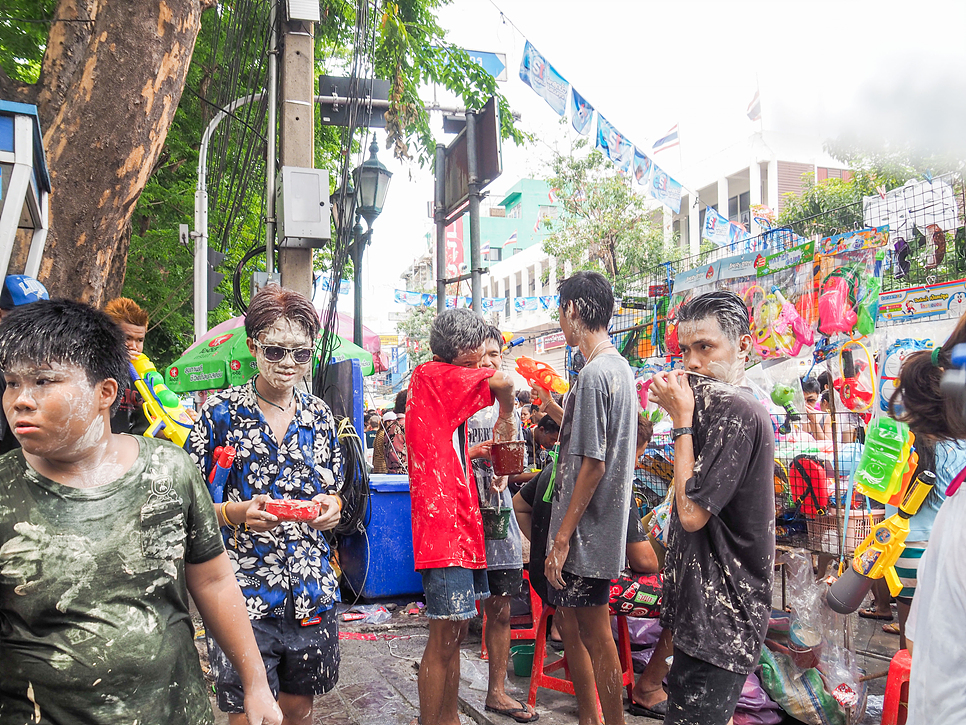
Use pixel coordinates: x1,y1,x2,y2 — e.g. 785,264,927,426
672,427,693,440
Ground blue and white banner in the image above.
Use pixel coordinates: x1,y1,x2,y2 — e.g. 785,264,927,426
649,162,683,214
596,115,633,173
632,147,653,187
570,87,594,135
320,277,350,295
519,41,569,116
703,206,732,247
394,289,508,313
514,295,560,313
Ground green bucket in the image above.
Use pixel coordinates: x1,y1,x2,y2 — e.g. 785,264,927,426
481,506,512,540
510,643,535,677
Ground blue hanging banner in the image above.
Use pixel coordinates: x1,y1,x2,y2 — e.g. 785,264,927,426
570,87,594,135
632,147,653,187
649,162,683,214
519,41,569,116
596,115,633,173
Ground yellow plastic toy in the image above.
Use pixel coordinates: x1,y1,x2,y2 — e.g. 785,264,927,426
132,353,195,447
827,469,936,613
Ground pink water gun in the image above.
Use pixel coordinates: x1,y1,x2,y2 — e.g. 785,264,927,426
771,287,814,356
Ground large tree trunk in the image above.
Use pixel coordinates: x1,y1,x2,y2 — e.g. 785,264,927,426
2,0,214,306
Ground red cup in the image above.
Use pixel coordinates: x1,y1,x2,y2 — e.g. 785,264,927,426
265,499,321,521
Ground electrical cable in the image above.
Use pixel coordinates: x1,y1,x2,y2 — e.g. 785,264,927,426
232,244,268,313
333,416,371,536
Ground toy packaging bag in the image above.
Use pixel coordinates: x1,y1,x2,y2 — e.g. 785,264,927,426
878,337,933,414
736,241,817,363
816,227,889,347
665,262,720,356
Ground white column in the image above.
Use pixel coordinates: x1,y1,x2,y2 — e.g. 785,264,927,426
688,196,701,257
717,176,730,220
749,160,762,209
767,159,779,214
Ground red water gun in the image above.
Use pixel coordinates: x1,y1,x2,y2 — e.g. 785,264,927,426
516,356,569,405
208,445,237,503
832,348,873,413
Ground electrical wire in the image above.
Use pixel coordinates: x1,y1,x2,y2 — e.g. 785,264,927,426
334,416,372,536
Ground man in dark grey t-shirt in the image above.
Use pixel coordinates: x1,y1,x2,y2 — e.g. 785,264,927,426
650,290,775,725
542,271,636,725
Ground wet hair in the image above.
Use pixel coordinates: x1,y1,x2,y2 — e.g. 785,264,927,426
558,271,614,331
677,290,750,344
0,299,127,414
104,297,149,328
484,325,504,347
429,308,486,363
820,390,830,406
516,390,531,406
801,377,821,396
636,414,654,450
536,414,561,435
889,314,966,441
245,284,319,342
394,389,408,414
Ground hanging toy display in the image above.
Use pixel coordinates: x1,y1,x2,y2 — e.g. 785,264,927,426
818,266,860,336
752,287,815,359
830,343,876,420
817,227,889,343
878,338,933,413
771,383,802,435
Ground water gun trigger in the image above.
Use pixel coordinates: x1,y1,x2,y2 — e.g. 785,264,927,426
884,566,902,597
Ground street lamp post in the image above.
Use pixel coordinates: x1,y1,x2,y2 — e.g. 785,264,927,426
332,136,392,348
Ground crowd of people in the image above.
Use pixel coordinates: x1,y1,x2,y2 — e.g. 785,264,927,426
0,268,963,725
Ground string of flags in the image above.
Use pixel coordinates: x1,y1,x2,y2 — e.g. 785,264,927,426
393,289,560,313
518,40,683,214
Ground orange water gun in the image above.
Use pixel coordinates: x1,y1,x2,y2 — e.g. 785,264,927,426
515,356,569,404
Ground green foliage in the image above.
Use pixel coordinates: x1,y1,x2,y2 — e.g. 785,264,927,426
396,303,435,366
0,1,56,83
776,141,956,239
542,140,677,295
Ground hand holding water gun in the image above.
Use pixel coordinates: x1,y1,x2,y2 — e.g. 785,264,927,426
827,470,936,613
131,353,195,447
515,356,568,405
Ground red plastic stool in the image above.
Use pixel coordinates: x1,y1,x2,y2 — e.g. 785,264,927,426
526,605,635,711
480,570,543,660
881,648,911,725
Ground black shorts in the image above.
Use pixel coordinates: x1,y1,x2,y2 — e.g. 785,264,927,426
665,647,746,725
487,568,524,597
545,570,610,608
209,606,340,713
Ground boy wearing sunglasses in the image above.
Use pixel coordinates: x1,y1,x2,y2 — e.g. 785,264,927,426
186,284,344,725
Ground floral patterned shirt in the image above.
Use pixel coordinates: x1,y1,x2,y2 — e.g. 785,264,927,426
185,379,344,620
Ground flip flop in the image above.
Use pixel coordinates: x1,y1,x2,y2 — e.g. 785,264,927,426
882,622,901,635
627,699,668,719
858,607,893,621
484,704,540,723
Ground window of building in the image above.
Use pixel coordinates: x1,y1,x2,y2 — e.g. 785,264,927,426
528,267,536,296
487,247,502,262
728,192,751,225
506,203,522,219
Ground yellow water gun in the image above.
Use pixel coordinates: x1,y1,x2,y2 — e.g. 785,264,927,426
826,469,936,613
131,353,195,447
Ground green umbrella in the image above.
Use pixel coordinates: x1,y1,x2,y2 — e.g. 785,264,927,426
166,321,375,393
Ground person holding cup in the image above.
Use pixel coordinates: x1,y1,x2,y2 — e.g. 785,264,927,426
186,284,344,725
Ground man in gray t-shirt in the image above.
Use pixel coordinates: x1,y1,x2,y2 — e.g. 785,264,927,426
539,271,636,725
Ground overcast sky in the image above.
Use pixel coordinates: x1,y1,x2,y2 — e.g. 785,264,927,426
338,0,966,335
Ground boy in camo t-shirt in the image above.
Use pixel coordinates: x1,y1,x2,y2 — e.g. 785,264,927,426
0,300,280,725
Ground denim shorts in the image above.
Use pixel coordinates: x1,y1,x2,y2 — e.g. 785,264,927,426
421,566,490,620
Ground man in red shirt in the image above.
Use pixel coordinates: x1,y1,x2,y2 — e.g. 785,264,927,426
406,308,516,725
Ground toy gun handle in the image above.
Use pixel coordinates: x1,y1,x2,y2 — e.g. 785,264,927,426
208,445,237,503
842,348,856,379
884,565,902,598
131,353,194,447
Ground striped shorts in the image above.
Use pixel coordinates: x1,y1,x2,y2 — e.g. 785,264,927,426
895,543,927,600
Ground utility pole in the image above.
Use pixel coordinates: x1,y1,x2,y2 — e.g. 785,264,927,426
277,5,314,299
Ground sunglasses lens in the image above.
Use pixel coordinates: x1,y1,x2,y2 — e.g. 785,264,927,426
262,345,286,362
293,349,313,364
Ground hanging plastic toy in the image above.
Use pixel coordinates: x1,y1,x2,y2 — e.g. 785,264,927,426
831,343,875,416
771,383,802,435
752,288,813,359
818,267,860,336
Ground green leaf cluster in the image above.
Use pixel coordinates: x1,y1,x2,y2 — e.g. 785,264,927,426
542,139,678,296
396,303,435,366
0,0,57,84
